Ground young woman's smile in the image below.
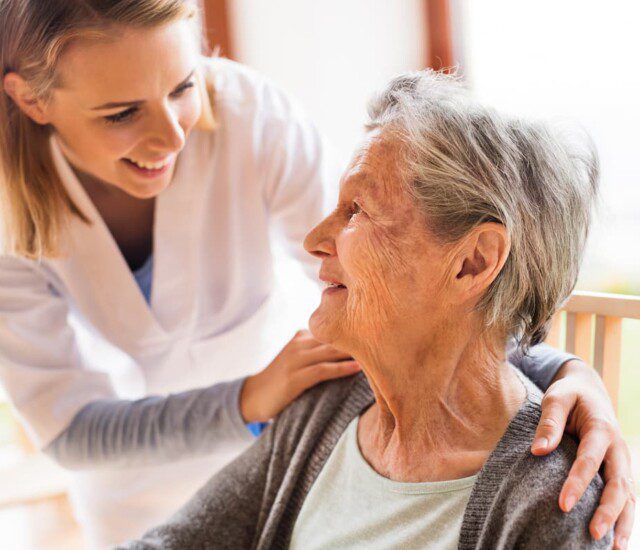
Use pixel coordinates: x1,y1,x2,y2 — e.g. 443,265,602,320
45,19,202,199
121,154,176,179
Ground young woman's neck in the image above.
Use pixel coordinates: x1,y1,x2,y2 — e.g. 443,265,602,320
62,152,155,270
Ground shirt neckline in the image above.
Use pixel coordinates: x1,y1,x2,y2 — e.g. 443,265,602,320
345,416,478,496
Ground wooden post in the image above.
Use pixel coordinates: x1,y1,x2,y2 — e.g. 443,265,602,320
565,311,577,354
601,316,622,411
593,314,606,376
545,312,563,349
201,0,234,59
424,0,454,71
573,312,593,365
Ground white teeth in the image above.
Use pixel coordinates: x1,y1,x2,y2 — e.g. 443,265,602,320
324,281,343,288
128,157,171,170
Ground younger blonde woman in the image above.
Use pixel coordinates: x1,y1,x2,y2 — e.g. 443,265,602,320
0,1,633,547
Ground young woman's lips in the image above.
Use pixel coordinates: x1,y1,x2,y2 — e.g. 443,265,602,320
121,157,174,179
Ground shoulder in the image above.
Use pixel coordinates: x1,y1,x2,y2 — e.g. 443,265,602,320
504,435,610,548
270,373,373,453
191,56,320,176
467,376,612,549
278,372,370,427
200,56,308,125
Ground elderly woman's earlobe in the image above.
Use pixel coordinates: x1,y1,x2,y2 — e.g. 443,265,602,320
453,222,510,297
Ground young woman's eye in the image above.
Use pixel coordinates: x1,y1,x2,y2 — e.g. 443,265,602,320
104,107,138,125
171,80,195,97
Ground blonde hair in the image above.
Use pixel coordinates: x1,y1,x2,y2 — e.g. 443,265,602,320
0,0,213,258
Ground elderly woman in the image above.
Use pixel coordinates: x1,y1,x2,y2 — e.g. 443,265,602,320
121,72,612,549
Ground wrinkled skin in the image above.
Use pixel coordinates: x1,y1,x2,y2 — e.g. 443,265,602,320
305,132,523,482
306,133,457,361
304,132,635,547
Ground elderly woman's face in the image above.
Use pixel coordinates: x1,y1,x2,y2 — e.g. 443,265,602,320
304,133,454,351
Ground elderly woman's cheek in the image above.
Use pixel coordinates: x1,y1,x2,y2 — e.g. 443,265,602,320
343,228,407,337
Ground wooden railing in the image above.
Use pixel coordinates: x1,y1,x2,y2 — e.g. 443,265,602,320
545,291,640,411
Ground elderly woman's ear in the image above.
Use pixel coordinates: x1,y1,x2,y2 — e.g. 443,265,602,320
452,222,510,298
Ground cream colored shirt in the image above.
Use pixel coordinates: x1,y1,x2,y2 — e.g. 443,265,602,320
290,417,478,550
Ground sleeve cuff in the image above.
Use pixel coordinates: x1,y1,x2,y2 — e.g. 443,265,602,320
507,339,580,391
533,350,577,390
221,377,256,444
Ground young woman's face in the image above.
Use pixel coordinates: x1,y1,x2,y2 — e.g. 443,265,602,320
45,19,202,199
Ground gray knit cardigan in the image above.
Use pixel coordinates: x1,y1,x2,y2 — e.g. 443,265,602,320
118,371,612,549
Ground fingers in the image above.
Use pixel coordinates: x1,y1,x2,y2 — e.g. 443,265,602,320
302,344,352,365
288,329,321,350
532,391,575,455
588,449,631,539
613,494,636,550
296,360,360,390
588,442,635,545
559,425,612,513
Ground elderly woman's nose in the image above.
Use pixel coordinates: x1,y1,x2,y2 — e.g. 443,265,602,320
304,217,336,258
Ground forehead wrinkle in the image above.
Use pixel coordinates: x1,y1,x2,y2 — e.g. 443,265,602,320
366,136,408,200
346,151,393,199
340,135,414,227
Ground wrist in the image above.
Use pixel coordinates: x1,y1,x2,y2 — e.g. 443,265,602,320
240,374,260,423
552,358,605,390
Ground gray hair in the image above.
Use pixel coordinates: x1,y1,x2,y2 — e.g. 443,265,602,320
367,70,599,349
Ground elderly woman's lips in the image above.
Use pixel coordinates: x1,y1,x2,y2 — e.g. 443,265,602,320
322,282,347,294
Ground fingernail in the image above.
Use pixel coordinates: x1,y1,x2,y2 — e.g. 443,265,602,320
564,494,576,511
594,523,607,539
532,437,548,452
618,537,627,549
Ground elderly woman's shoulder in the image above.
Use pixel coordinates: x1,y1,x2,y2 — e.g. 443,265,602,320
270,372,372,449
514,435,610,546
479,399,612,549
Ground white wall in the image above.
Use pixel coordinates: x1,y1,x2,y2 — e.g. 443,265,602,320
228,0,640,291
229,0,426,166
464,0,640,290
226,1,426,326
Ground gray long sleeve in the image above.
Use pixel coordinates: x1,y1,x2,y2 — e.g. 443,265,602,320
46,342,572,471
507,340,577,391
44,377,254,470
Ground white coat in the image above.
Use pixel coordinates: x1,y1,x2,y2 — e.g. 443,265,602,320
0,58,339,546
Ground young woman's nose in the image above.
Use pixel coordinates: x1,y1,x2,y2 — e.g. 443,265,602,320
304,215,337,259
147,104,185,153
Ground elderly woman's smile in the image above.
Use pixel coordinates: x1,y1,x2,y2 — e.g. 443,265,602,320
120,71,612,550
305,133,463,365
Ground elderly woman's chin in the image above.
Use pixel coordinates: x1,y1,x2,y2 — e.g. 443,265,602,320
308,297,345,347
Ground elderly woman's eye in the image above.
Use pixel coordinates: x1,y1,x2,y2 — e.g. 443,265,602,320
349,202,363,219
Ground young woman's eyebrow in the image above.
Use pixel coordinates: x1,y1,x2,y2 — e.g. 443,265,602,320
90,69,196,110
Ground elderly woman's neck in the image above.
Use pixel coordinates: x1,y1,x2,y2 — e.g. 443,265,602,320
356,328,526,483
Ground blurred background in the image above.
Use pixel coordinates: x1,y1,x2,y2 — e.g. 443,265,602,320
1,0,638,547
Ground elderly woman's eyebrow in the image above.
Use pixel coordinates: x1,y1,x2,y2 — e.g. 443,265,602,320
341,176,378,204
